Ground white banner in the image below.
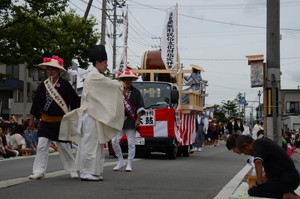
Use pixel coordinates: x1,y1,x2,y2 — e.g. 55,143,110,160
161,6,177,71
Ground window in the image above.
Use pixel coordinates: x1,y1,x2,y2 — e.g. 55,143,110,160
38,68,46,81
286,101,300,113
6,65,19,79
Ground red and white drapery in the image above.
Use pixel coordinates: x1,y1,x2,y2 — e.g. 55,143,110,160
137,108,196,146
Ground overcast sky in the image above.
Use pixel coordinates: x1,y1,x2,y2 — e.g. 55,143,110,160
70,0,300,112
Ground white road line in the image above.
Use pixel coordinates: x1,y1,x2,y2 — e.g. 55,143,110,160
0,159,141,189
214,164,251,199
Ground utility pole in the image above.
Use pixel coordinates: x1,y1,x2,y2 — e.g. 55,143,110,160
258,90,262,120
84,0,94,19
23,66,28,120
124,5,128,68
266,0,281,145
112,0,117,69
101,0,107,45
243,92,246,122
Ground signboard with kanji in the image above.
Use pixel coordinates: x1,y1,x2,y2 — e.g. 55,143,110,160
140,110,155,126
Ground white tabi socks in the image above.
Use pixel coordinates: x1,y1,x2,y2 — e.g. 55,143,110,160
113,157,126,171
125,159,133,172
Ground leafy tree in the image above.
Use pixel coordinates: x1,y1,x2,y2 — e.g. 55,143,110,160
0,73,10,82
212,104,227,123
221,100,238,118
212,92,247,123
0,0,100,73
233,92,243,104
25,0,68,17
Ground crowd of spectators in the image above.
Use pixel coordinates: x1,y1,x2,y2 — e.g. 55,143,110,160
0,116,63,160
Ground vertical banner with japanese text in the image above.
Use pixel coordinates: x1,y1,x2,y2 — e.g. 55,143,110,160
161,6,178,72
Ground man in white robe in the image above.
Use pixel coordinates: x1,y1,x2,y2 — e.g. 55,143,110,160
60,45,124,181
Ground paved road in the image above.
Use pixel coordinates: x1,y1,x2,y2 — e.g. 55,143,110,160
0,141,265,199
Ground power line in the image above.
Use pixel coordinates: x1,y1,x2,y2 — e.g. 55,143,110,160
128,36,151,47
128,17,153,39
208,83,255,92
128,1,300,10
69,1,86,13
127,47,141,57
128,9,156,37
78,0,102,10
181,57,300,62
129,0,300,31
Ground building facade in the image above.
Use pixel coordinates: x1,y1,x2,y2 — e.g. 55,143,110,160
0,64,46,121
0,63,79,122
281,89,300,131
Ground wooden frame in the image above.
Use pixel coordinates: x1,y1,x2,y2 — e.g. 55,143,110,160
131,69,207,114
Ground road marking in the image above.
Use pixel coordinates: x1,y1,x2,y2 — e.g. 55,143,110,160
214,164,251,199
0,159,141,189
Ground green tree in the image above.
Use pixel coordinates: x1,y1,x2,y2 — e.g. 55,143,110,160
212,104,227,123
233,92,243,104
0,73,10,82
221,100,238,118
0,0,100,71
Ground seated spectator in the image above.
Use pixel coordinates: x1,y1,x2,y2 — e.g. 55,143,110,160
33,119,40,144
287,143,296,161
0,123,18,158
10,124,26,151
256,129,265,139
23,120,38,155
295,132,300,148
235,135,300,199
226,134,242,154
0,133,7,158
285,131,293,145
24,119,54,154
49,142,57,153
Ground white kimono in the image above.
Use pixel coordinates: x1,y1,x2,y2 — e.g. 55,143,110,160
59,70,124,175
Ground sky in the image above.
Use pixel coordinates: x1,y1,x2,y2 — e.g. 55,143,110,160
69,0,300,114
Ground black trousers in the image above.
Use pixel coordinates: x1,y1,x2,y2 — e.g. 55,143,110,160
248,170,300,199
0,150,16,158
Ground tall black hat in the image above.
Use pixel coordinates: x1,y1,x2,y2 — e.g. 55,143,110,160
88,45,107,62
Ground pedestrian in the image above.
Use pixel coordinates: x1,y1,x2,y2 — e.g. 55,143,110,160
227,119,233,135
112,68,145,172
235,135,300,199
242,121,251,137
28,55,80,180
233,119,241,134
239,120,244,133
204,119,212,147
60,45,124,181
219,122,228,141
211,119,220,147
193,112,205,152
